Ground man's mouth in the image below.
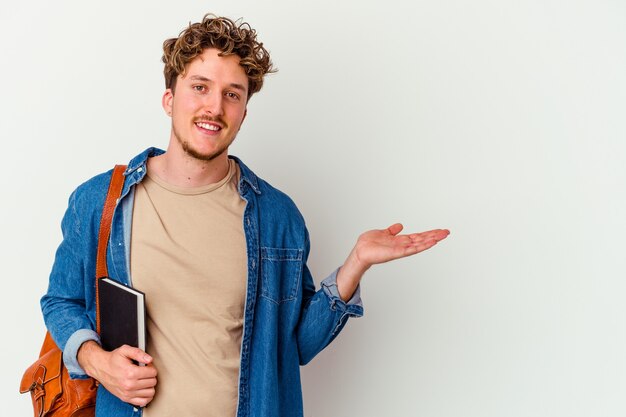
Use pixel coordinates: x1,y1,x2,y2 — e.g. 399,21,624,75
195,121,222,132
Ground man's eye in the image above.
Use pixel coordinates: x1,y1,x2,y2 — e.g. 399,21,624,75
193,85,206,92
226,92,240,100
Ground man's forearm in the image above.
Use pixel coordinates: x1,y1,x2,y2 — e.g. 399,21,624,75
336,249,369,302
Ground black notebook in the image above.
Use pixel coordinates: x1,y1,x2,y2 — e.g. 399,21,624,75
99,278,146,352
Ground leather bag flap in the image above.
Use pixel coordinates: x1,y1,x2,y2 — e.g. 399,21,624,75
20,343,64,415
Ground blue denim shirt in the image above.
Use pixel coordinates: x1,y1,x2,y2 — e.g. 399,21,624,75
41,147,363,417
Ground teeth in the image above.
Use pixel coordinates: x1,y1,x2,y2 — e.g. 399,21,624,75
197,122,220,131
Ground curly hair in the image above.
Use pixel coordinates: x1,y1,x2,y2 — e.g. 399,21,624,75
162,14,275,99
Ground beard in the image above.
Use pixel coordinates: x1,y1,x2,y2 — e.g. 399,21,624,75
173,120,236,162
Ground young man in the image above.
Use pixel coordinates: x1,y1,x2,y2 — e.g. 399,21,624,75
41,14,449,417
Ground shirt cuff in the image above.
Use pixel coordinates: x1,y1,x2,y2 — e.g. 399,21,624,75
321,268,364,310
63,328,101,378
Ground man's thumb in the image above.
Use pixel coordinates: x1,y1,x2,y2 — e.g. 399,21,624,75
118,345,152,365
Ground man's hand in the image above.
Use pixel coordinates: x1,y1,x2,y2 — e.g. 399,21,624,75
78,341,157,407
336,223,450,301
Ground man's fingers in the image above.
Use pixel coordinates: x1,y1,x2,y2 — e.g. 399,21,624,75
112,373,157,405
88,345,158,407
420,239,439,251
117,345,153,365
127,387,156,407
131,387,157,400
404,239,438,255
409,229,450,243
141,363,158,378
132,376,158,390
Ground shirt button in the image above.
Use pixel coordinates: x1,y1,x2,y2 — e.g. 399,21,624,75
137,167,143,173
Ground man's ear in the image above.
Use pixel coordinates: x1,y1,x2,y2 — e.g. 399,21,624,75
162,89,174,116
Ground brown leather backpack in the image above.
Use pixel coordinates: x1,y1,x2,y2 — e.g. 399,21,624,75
20,165,126,417
20,332,98,416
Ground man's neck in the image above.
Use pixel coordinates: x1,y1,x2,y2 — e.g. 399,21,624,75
146,148,231,188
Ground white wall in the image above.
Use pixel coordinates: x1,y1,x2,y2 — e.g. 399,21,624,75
2,0,625,416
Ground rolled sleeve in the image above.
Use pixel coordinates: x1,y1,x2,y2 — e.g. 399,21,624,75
322,268,363,338
63,329,101,378
297,267,364,364
320,268,364,324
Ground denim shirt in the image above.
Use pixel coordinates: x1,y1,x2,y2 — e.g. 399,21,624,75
41,147,363,417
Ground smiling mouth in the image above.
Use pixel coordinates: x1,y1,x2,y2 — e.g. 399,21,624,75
195,121,222,132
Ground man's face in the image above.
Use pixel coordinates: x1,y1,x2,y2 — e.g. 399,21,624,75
162,48,249,162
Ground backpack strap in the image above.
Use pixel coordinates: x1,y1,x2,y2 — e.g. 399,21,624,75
95,164,127,334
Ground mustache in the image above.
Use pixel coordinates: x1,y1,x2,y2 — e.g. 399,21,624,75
194,116,227,127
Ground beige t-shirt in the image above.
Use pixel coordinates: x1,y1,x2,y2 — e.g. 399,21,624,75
130,160,247,417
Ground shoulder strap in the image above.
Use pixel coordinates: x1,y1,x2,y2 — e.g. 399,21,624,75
95,164,127,334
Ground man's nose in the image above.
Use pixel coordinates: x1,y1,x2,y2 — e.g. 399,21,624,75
203,92,224,117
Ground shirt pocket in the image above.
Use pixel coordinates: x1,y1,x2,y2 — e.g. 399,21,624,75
260,247,303,304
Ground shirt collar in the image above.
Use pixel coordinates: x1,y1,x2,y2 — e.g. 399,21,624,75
123,148,261,195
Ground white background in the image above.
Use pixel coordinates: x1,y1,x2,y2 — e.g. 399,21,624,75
2,0,625,416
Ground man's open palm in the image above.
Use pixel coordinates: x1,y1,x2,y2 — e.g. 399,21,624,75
353,223,450,268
